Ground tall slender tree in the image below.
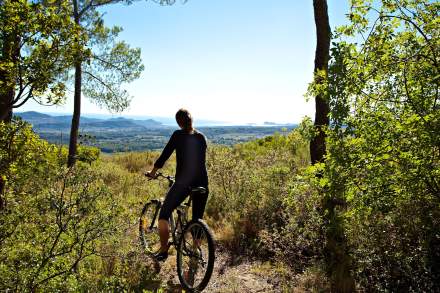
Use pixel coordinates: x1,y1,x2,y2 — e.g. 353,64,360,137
310,0,331,164
310,1,355,291
67,0,145,167
66,0,185,167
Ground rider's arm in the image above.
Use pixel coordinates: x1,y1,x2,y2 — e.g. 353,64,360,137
153,131,178,170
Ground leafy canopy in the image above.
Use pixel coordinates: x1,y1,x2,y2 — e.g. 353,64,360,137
0,0,78,108
308,0,440,290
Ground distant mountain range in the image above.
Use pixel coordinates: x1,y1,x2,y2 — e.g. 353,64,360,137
30,112,231,127
16,111,296,129
15,111,165,132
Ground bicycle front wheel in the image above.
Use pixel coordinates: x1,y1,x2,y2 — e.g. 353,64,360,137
176,219,215,292
139,201,161,253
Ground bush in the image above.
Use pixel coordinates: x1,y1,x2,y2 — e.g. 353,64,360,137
0,121,125,291
206,130,309,256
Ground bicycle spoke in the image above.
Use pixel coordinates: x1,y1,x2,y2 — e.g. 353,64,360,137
177,221,215,291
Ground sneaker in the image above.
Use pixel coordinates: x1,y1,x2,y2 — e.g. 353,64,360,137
153,251,168,262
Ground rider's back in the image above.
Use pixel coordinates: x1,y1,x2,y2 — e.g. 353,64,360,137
154,129,208,187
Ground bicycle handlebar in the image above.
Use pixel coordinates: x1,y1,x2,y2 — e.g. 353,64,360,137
145,172,174,184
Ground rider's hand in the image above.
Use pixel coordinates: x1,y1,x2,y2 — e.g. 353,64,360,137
145,168,158,179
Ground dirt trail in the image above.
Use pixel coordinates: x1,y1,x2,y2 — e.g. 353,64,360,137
143,243,287,292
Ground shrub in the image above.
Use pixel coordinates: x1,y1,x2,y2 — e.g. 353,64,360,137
0,121,123,291
206,130,309,256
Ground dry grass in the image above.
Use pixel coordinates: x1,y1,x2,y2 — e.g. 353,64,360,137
103,151,157,173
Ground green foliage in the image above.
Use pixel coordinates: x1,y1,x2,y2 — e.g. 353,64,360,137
0,121,123,291
70,0,144,113
0,0,78,108
0,119,359,290
82,21,145,112
0,120,60,193
311,0,440,290
272,165,325,271
77,145,100,164
206,130,309,255
0,121,181,291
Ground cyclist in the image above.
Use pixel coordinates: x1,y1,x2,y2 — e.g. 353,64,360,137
146,108,209,261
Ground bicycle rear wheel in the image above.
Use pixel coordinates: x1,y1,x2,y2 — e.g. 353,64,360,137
176,219,215,292
139,201,161,253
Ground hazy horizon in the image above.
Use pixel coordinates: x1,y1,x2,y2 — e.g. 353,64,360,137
16,110,299,127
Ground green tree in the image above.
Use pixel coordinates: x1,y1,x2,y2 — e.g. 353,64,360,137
308,2,356,291
0,0,76,122
66,0,187,167
67,0,144,167
320,0,439,290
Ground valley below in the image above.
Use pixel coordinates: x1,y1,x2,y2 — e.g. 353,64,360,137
16,111,297,152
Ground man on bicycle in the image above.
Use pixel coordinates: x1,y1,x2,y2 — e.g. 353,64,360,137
146,108,209,261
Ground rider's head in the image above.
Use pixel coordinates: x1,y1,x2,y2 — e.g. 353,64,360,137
175,108,193,133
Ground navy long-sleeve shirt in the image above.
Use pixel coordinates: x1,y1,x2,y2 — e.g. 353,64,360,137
154,129,208,187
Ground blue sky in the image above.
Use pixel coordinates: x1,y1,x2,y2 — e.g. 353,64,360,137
21,0,351,124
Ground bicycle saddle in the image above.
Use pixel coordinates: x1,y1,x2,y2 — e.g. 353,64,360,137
191,187,207,194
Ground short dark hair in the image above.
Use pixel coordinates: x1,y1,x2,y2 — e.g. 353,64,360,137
175,108,193,132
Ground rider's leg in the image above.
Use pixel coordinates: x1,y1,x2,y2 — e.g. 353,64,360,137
191,188,209,247
158,219,170,253
157,183,189,254
191,188,209,221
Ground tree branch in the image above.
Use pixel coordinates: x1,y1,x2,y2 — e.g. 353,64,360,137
83,70,117,96
92,54,127,75
13,88,33,108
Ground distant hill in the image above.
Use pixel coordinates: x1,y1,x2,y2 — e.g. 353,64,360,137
109,117,163,128
17,111,51,119
15,111,164,131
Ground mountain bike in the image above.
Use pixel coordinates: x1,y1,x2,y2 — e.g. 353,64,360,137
139,173,215,292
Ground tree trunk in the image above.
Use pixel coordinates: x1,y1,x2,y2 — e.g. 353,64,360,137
311,1,355,291
310,0,331,165
0,176,5,210
0,20,19,208
322,197,356,292
0,85,14,123
0,32,16,123
67,61,81,167
67,0,81,167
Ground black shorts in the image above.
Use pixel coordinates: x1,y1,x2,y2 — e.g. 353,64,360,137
158,183,209,221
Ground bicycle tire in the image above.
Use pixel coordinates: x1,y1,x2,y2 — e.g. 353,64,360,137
176,219,215,292
139,201,161,253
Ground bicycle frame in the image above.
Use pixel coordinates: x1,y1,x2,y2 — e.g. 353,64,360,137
144,172,204,247
171,197,192,245
140,172,215,291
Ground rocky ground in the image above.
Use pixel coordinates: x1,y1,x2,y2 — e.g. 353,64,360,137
138,242,324,293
